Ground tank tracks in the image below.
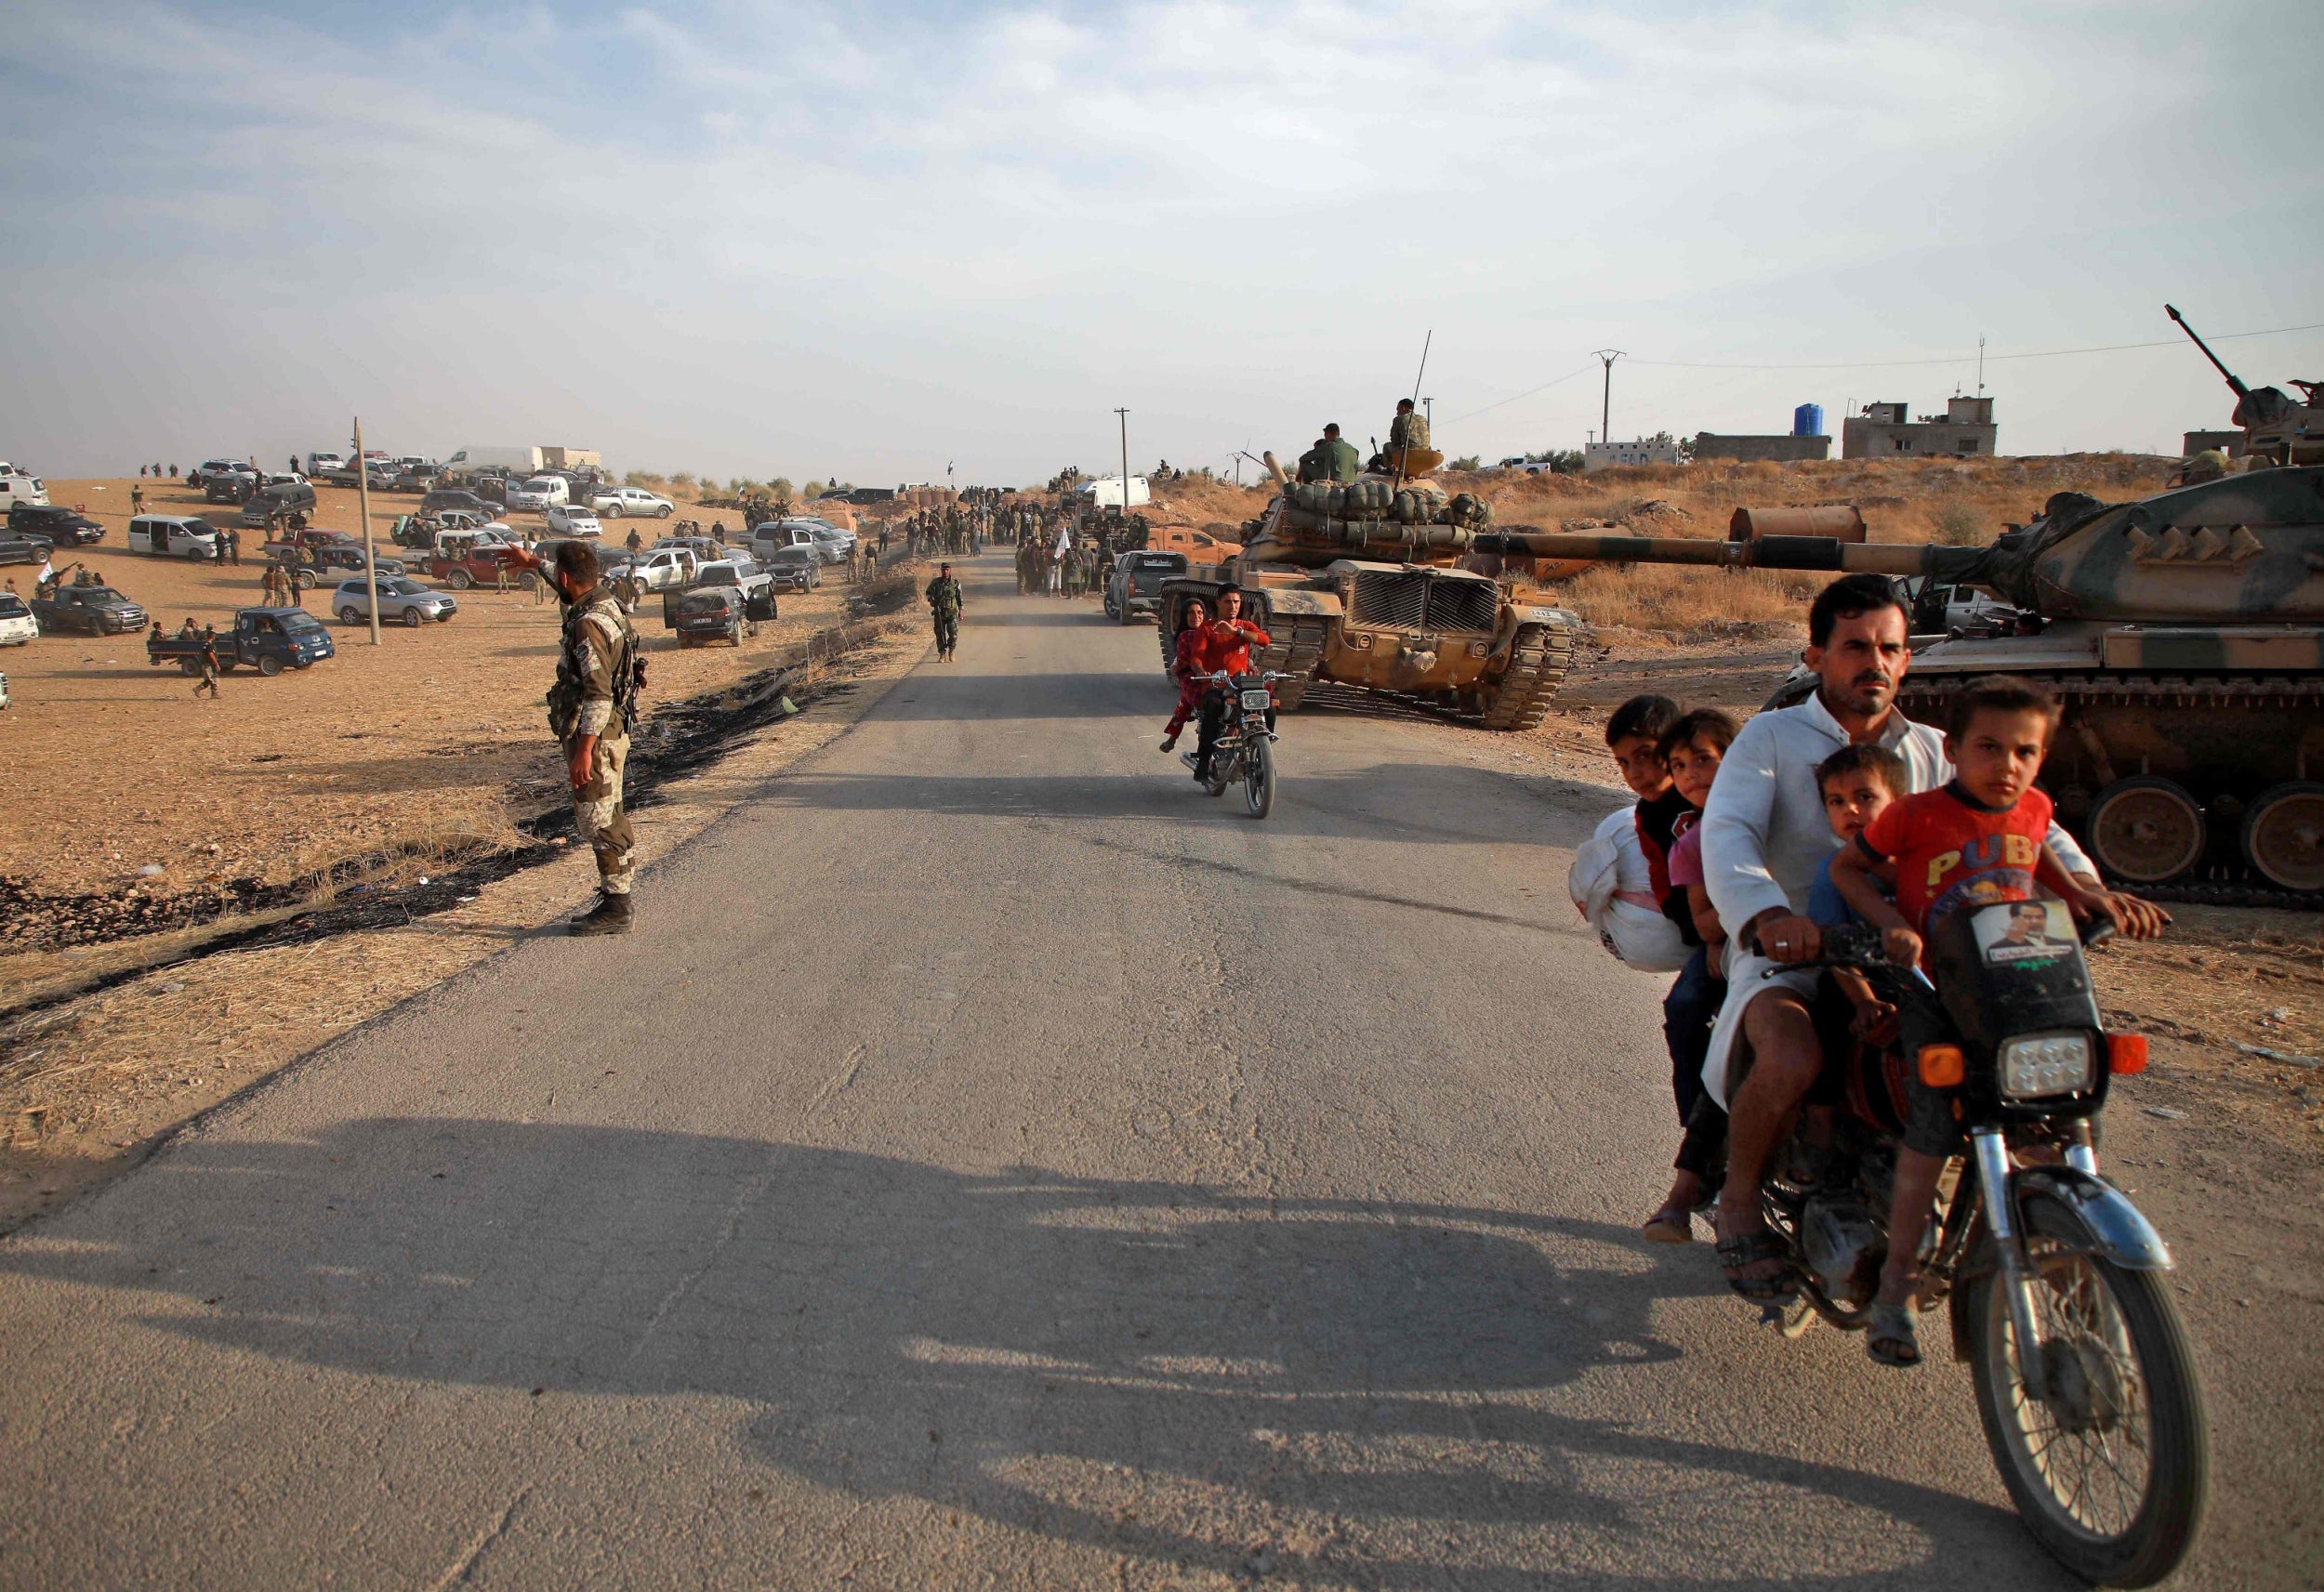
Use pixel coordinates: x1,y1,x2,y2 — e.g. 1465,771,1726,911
1477,625,1573,731
1899,670,2324,908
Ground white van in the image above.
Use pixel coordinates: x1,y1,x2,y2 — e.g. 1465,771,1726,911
127,515,221,559
0,475,49,511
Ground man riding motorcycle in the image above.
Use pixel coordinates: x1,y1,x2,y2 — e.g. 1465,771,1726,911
1185,586,1272,784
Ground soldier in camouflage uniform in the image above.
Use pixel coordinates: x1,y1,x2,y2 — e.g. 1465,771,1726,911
1388,397,1431,454
506,538,646,935
925,561,964,661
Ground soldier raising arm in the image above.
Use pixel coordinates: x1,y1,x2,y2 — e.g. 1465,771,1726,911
505,538,648,935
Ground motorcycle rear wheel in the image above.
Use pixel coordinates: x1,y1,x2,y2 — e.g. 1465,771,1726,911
1243,734,1274,819
1965,1191,2207,1587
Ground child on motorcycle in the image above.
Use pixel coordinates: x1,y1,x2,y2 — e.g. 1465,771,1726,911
1643,707,1739,1243
1158,598,1208,753
1830,676,2162,1367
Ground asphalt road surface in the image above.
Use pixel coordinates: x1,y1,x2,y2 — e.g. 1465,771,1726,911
0,555,2307,1588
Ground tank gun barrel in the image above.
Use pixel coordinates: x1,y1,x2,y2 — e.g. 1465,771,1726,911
2165,303,2251,399
1473,530,1986,581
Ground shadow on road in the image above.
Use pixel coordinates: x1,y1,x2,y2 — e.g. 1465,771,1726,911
2,1123,2053,1586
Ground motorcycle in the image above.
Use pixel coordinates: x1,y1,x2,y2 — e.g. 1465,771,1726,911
1758,906,2206,1586
1181,670,1284,819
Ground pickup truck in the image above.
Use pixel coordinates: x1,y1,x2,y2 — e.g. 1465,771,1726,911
613,546,694,592
1103,549,1188,625
668,558,777,622
427,545,532,590
271,543,409,588
145,608,335,677
33,582,149,637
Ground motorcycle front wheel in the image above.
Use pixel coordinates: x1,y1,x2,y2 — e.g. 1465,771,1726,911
1965,1191,2207,1587
1243,734,1274,819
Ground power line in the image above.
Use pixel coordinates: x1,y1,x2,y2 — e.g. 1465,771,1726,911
1444,365,1597,424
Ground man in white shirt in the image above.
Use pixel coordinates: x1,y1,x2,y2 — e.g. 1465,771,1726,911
1697,573,2101,1299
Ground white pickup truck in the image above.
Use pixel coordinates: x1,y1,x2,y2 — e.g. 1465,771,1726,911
611,546,695,591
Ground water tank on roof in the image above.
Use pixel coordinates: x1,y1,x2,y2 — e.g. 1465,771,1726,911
1792,403,1824,438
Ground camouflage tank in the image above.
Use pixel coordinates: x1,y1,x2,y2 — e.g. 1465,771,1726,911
1472,456,2324,901
1157,454,1579,730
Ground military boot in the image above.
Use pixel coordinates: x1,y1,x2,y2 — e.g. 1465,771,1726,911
569,892,634,936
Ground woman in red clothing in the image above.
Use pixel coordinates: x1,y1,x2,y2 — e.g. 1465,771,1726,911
1159,597,1209,752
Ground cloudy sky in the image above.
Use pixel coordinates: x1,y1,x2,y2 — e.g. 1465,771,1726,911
5,1,2318,483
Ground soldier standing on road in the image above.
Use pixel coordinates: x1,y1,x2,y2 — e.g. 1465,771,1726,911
506,538,645,935
193,626,222,700
925,561,964,662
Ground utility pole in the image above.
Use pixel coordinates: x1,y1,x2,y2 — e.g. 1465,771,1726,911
1422,396,1433,432
1114,407,1130,511
1977,335,1987,397
351,415,380,647
1593,349,1624,444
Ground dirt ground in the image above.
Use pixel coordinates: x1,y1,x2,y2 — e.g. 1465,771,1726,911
0,477,906,932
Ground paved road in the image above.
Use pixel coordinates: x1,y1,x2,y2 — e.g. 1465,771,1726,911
0,556,2299,1586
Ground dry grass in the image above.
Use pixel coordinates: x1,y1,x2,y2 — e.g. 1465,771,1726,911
1560,564,1828,642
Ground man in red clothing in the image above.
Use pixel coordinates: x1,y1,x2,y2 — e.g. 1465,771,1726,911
1188,586,1271,783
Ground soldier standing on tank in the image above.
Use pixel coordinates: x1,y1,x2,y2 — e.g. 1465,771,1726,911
505,538,646,935
926,561,964,661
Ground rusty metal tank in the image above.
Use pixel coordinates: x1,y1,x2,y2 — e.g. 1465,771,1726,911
1157,454,1578,729
1472,460,2324,901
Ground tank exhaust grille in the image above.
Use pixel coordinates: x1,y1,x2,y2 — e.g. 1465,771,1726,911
1426,580,1502,634
1350,571,1427,628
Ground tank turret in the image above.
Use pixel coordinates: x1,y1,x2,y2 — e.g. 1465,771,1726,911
1477,466,2324,902
2168,304,2324,468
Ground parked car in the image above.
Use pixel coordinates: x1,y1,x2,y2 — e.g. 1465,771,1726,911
33,582,148,636
419,487,498,520
0,535,48,566
127,515,223,559
307,452,347,476
669,585,755,647
1103,548,1188,624
688,557,777,620
188,459,244,487
277,544,407,588
238,482,318,529
9,503,104,546
0,474,46,513
0,590,36,646
546,503,601,538
761,544,822,591
1899,574,2021,637
592,486,675,520
507,476,569,511
385,465,440,493
145,608,334,676
335,577,457,628
205,471,260,504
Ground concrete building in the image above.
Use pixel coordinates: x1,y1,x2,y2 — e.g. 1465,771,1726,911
1692,432,1830,463
2182,428,2245,458
1841,397,1998,459
1583,433,1683,472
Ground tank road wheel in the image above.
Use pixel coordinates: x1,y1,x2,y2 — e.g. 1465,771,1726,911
1478,625,1573,731
2088,777,2205,884
2242,782,2324,891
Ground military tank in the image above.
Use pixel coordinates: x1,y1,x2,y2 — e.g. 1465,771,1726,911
1157,454,1579,729
1472,455,2324,902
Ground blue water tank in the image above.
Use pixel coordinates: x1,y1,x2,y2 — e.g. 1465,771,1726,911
1792,403,1824,438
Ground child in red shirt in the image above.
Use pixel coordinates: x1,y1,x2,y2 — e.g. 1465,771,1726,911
1158,598,1208,751
1831,676,2159,1369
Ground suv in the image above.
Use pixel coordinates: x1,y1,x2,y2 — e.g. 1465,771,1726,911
239,482,318,529
669,585,755,648
1104,549,1188,624
688,556,777,620
420,487,498,520
335,577,456,628
8,503,103,546
761,544,822,591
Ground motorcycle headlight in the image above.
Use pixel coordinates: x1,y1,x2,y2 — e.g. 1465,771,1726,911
2000,1032,2093,1099
1239,689,1274,711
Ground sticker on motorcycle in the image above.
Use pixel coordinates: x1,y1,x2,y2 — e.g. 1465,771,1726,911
1974,899,2077,966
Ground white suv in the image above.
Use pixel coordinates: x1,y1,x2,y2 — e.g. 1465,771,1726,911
593,486,674,520
547,503,601,538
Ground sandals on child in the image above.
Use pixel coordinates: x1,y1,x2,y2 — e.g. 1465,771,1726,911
1715,1227,1799,1302
1867,1303,1921,1367
1642,1203,1694,1244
